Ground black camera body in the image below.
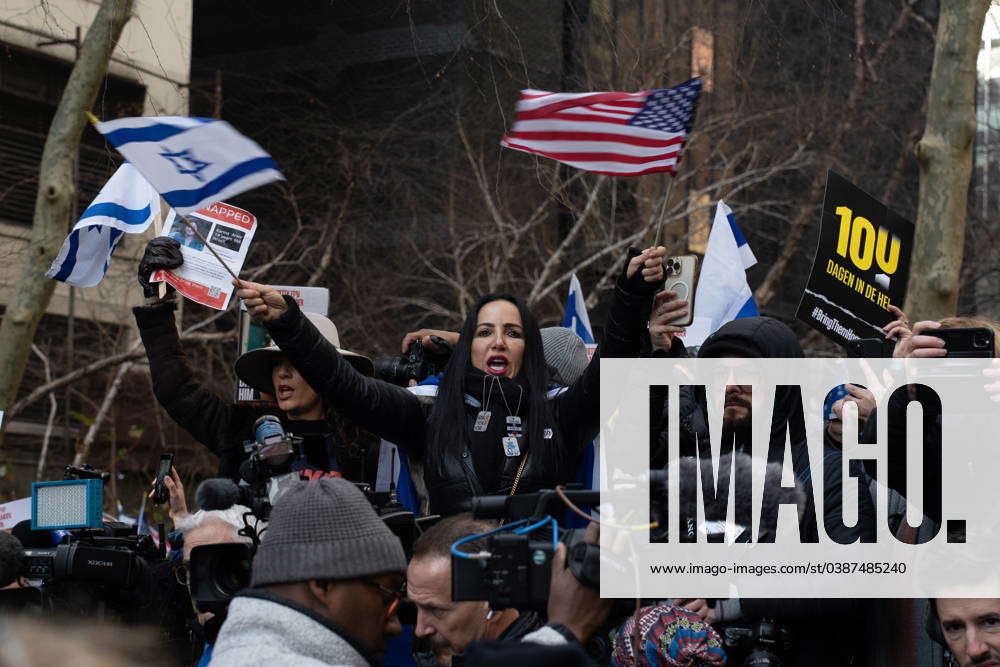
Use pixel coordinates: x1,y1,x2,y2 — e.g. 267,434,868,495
22,526,152,588
721,618,792,666
451,487,601,610
373,338,450,386
451,531,554,609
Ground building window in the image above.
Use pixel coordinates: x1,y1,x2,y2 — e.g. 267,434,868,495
0,42,145,226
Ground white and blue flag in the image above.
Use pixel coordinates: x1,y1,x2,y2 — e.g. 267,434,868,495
93,116,283,216
562,273,596,345
46,163,161,288
685,200,759,346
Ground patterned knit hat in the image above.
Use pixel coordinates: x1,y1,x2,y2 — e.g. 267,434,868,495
251,477,406,587
610,604,726,666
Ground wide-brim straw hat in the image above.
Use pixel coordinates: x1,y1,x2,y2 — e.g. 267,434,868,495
234,311,373,395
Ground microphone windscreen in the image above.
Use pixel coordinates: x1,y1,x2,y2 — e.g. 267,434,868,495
196,478,240,511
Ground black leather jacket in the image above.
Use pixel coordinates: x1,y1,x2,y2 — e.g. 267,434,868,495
262,267,656,516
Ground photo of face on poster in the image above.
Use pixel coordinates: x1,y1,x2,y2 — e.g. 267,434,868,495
167,217,212,252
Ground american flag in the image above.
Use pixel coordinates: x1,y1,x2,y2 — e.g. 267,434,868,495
500,78,702,176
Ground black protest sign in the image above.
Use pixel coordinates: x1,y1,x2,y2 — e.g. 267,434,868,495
796,171,914,348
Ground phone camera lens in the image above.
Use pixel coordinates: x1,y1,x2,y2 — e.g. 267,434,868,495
974,333,990,349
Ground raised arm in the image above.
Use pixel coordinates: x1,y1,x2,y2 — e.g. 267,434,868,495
556,247,666,450
235,281,428,453
134,240,251,467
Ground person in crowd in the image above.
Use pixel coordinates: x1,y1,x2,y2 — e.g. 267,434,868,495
211,477,407,666
148,467,253,666
235,247,666,516
666,316,874,666
133,237,377,483
0,530,25,590
0,529,42,615
179,515,252,666
408,513,544,665
929,598,1000,667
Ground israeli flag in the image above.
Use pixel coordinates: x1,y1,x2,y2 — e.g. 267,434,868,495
562,273,595,344
94,116,283,216
684,200,759,346
46,163,161,288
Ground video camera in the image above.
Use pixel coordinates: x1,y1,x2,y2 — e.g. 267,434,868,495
16,463,188,632
450,486,601,610
22,464,162,588
373,338,451,386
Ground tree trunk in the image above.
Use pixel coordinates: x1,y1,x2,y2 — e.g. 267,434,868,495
905,0,989,319
0,0,134,428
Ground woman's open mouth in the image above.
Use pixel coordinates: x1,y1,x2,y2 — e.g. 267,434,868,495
276,384,294,400
486,355,509,376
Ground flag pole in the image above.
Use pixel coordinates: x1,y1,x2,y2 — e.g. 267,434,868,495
651,175,676,247
85,111,243,284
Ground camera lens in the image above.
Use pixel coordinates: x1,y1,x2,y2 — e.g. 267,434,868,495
974,332,990,349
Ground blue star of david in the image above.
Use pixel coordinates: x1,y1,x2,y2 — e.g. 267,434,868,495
160,147,211,182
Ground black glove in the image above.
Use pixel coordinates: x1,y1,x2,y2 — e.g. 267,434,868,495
619,246,665,296
138,237,183,298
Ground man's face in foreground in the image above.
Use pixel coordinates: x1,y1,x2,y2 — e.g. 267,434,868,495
318,573,404,664
937,598,1000,666
408,556,490,665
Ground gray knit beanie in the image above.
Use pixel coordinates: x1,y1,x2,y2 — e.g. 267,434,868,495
251,477,406,587
541,327,590,386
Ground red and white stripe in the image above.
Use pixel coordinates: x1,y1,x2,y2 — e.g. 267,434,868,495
500,89,686,176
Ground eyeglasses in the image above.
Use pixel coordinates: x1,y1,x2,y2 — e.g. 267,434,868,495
362,579,406,619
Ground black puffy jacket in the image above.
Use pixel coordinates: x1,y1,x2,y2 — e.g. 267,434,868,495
261,269,655,516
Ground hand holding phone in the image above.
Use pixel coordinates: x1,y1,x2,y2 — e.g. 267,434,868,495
661,255,698,326
152,453,174,505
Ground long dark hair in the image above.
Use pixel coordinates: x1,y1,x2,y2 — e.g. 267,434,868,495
428,294,560,477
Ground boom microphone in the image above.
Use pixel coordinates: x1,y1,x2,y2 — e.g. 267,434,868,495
196,478,241,511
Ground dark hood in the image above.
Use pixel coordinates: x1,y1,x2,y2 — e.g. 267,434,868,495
698,317,805,447
697,317,804,359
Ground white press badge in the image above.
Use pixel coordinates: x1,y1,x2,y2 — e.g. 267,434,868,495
501,436,521,457
473,411,492,432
